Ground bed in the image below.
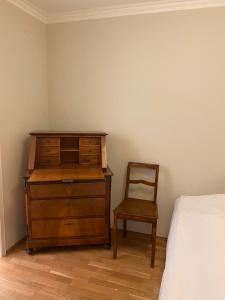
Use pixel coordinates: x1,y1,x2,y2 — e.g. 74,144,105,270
159,194,225,300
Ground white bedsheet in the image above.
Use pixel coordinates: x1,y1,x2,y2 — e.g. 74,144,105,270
159,194,225,300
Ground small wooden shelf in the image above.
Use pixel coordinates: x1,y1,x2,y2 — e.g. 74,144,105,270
60,148,80,152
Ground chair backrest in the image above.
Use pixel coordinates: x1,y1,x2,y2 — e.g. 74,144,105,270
124,162,159,203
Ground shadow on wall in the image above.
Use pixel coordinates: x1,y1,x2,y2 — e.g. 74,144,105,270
18,136,30,232
3,135,31,250
157,165,175,237
0,145,6,256
107,133,175,237
10,136,30,219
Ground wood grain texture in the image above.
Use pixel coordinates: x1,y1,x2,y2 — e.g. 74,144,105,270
39,146,59,157
26,237,109,248
28,168,105,183
101,136,108,169
29,181,106,199
31,218,106,239
30,131,107,136
38,137,60,146
80,155,100,165
30,198,106,219
38,156,60,166
115,198,158,222
80,137,100,146
28,136,37,171
80,146,100,155
32,133,106,169
3,231,166,300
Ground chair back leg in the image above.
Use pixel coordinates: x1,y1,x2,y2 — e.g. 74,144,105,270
151,222,157,267
113,213,118,259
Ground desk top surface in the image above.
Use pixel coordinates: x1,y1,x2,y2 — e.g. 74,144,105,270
28,167,105,183
30,131,107,136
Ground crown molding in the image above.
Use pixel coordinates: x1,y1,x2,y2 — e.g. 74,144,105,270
47,0,225,24
7,0,47,23
7,0,225,24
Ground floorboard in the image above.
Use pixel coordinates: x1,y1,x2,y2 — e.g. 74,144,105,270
0,231,166,300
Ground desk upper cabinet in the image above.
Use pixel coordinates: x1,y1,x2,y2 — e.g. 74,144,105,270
25,131,112,254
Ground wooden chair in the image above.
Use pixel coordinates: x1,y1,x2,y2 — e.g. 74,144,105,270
113,162,159,267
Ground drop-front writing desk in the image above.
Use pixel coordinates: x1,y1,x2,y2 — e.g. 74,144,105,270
24,131,112,254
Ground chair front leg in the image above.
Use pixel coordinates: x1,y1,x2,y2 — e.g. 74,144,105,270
151,222,157,268
113,213,118,259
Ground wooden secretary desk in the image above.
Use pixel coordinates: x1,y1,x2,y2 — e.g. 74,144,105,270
24,131,113,254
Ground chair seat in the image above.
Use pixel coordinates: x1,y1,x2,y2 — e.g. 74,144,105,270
114,198,158,222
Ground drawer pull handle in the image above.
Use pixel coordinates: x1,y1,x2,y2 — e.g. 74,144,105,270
62,179,74,183
64,222,75,226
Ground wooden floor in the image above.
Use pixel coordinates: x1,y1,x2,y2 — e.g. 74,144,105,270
0,231,166,300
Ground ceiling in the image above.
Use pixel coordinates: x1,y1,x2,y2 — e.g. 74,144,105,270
7,0,225,24
28,0,155,14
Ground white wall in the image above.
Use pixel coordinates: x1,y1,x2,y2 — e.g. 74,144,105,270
0,1,49,249
1,2,225,244
47,8,225,237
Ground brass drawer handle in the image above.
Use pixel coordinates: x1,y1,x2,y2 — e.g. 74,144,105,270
64,221,75,226
62,179,74,183
66,200,73,206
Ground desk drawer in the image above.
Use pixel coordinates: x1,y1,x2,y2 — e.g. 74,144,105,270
29,181,105,199
80,146,100,155
80,138,100,146
38,137,60,146
39,156,60,166
80,155,100,165
31,198,105,219
31,218,106,238
39,146,59,156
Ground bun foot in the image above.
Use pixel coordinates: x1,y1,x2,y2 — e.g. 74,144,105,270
26,248,34,255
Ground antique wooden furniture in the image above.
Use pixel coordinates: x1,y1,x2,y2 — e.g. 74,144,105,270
113,162,159,267
24,131,112,254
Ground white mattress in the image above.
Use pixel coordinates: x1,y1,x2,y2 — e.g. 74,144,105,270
159,194,225,300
